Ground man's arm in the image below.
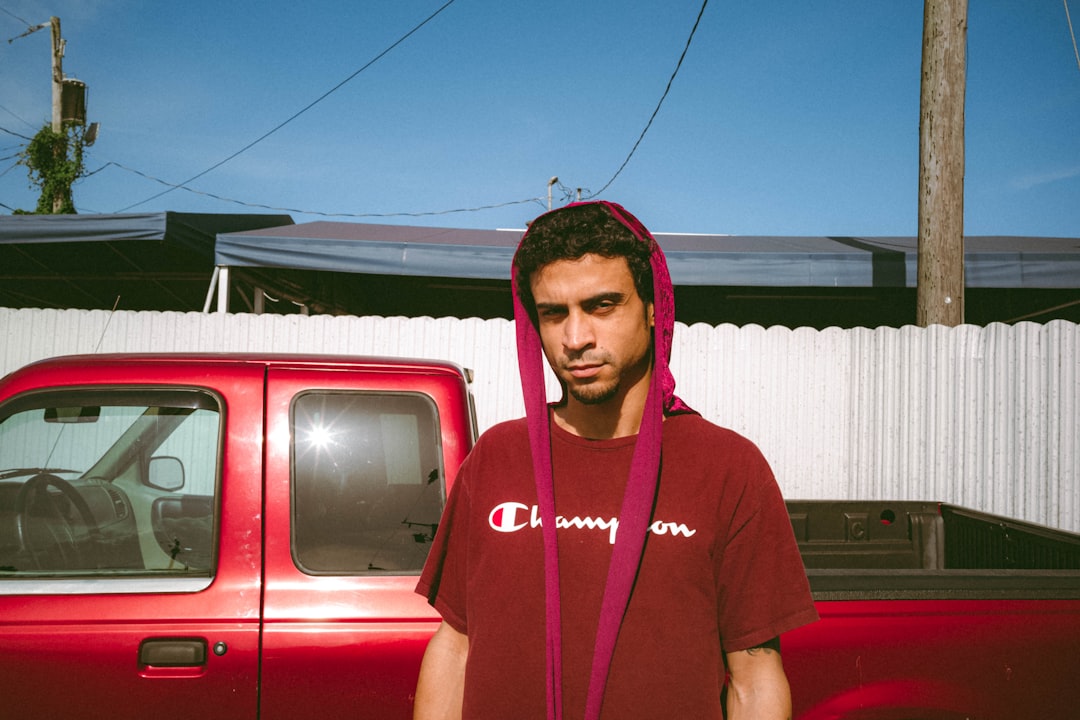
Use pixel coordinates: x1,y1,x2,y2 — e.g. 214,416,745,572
414,621,468,720
724,638,791,720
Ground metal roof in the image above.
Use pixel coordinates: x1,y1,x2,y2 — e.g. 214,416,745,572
216,220,1080,289
0,212,293,310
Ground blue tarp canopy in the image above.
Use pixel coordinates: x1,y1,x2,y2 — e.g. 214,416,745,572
0,212,293,310
216,220,1080,289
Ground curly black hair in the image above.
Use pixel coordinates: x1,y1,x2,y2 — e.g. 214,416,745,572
513,203,654,323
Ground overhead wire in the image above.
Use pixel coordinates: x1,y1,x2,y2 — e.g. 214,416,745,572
1066,0,1080,73
1,9,42,203
11,1,704,220
116,0,460,213
0,4,31,28
89,160,546,218
585,0,709,199
0,124,33,141
0,103,36,130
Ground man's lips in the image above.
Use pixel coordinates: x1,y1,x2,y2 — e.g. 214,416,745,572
566,363,603,379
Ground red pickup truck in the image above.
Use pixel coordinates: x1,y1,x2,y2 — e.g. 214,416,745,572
1,353,1078,719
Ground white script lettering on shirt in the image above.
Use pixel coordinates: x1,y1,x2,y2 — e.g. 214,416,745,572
487,501,697,545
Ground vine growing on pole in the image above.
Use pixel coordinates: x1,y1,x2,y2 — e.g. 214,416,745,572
17,122,90,214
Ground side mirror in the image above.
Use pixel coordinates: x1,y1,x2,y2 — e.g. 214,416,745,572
148,456,185,491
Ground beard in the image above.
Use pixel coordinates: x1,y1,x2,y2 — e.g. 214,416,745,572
566,377,621,405
557,346,651,407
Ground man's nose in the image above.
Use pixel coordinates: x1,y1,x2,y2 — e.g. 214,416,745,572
563,309,595,352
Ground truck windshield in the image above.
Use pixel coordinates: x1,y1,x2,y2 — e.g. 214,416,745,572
0,389,221,579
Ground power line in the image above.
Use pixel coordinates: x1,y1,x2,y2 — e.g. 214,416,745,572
0,4,32,28
585,0,709,199
0,124,33,141
116,0,460,213
1066,0,1080,73
0,102,36,130
92,159,546,218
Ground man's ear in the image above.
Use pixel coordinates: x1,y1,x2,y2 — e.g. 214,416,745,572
647,302,655,328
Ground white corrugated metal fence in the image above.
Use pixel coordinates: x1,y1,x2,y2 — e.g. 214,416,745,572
1,307,1076,533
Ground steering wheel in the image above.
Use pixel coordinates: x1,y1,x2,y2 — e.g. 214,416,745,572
14,473,102,570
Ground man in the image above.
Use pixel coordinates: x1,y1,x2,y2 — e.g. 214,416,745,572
415,201,817,720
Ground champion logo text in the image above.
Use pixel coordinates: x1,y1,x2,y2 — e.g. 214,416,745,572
488,501,697,545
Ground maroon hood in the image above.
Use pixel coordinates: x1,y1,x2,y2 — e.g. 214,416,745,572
511,201,694,720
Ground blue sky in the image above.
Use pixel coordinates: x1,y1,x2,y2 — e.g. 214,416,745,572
1,1,1078,237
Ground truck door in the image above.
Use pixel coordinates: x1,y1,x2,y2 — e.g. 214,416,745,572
0,366,265,719
260,365,473,720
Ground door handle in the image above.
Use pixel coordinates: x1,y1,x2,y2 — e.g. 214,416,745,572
139,638,207,667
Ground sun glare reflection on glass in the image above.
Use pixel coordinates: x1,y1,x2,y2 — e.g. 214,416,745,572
305,423,335,450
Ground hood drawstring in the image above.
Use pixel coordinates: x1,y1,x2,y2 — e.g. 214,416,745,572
512,201,694,720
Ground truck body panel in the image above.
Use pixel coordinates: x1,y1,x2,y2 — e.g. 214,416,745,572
788,499,1080,718
258,365,467,719
787,598,1080,719
1,355,1078,718
0,358,267,720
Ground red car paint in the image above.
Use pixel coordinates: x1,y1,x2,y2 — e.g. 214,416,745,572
1,354,1078,719
787,598,1080,719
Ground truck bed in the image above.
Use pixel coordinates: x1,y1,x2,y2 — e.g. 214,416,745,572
788,500,1080,600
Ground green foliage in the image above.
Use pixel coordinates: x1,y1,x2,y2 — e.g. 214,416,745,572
18,123,89,214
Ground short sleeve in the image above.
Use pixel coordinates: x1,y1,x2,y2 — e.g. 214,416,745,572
713,441,818,652
415,453,474,635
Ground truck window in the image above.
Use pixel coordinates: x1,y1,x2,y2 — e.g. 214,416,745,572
0,389,221,584
291,391,445,575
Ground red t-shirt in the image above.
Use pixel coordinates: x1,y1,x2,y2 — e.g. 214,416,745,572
417,414,817,719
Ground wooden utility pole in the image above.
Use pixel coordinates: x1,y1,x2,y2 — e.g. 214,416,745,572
917,0,968,327
49,16,65,213
50,17,63,133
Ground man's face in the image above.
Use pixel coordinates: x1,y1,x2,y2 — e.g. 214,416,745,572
529,253,654,407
